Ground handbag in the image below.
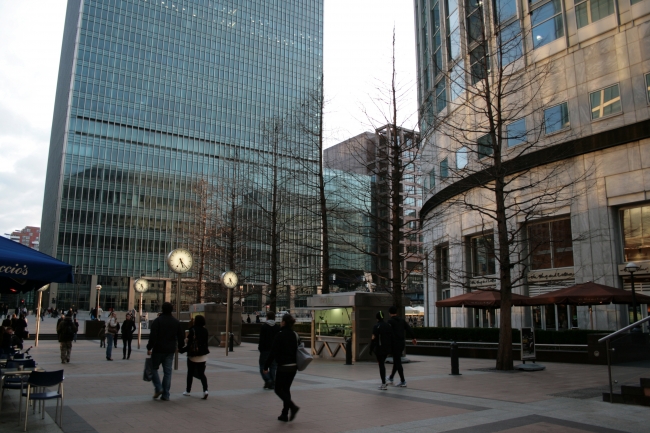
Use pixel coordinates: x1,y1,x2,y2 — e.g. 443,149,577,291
294,332,313,371
143,357,153,382
188,328,200,355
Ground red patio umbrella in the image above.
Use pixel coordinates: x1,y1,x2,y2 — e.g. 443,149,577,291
522,282,650,306
435,289,531,308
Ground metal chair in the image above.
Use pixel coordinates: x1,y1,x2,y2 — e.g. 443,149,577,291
0,363,31,413
22,370,64,431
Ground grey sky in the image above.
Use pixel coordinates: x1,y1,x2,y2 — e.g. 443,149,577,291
0,0,416,237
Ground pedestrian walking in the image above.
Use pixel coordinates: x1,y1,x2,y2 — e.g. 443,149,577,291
146,302,184,401
263,313,300,422
73,318,79,342
369,311,393,390
98,323,106,347
121,313,137,359
13,314,27,349
181,314,210,399
56,311,76,363
105,312,119,360
258,311,280,389
114,319,120,348
386,306,417,387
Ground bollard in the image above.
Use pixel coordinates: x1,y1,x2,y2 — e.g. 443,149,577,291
450,341,461,375
344,337,353,365
229,332,234,352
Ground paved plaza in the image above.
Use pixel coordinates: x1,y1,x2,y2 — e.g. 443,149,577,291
1,329,649,433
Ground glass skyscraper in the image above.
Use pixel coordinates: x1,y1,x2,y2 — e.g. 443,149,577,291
41,0,323,311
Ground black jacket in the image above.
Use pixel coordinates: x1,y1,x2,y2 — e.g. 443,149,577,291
258,322,280,352
369,320,393,355
264,326,298,368
146,313,184,354
183,326,210,357
387,316,415,346
121,319,137,338
57,317,76,343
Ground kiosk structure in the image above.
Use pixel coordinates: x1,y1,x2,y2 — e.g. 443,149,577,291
306,292,410,362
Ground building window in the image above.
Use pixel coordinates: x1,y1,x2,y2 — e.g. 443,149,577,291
471,234,496,276
451,61,465,100
477,134,494,159
531,0,565,49
405,209,417,217
631,0,644,5
470,45,488,84
528,218,574,270
432,0,443,77
590,84,621,120
466,0,484,46
437,245,450,282
440,158,449,178
499,20,523,66
575,0,614,29
506,118,527,147
456,146,469,169
645,73,650,103
544,102,570,134
621,205,650,261
435,79,447,112
495,0,518,22
429,168,436,188
446,0,461,60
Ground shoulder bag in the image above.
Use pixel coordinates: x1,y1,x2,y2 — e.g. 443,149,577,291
294,331,313,371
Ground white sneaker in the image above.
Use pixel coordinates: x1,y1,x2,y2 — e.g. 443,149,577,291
183,391,191,396
386,377,394,385
378,383,388,390
397,381,407,387
203,391,209,400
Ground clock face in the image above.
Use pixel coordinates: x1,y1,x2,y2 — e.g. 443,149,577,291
221,271,238,289
134,278,149,293
167,248,193,274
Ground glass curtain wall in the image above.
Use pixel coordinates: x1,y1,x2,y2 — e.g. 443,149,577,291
42,0,324,308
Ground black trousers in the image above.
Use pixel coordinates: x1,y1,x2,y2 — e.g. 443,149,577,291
122,336,133,358
375,350,388,383
186,359,208,392
390,343,405,382
274,365,298,414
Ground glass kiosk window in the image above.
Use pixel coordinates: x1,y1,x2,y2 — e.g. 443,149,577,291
315,308,352,338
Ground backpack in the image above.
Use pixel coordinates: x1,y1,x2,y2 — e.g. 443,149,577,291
61,321,75,341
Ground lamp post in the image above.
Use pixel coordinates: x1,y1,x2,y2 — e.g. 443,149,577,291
624,262,641,325
96,285,102,321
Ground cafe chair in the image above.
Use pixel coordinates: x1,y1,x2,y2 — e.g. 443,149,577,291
22,370,65,431
0,364,31,413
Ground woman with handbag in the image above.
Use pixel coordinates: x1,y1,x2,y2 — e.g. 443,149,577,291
263,313,300,422
105,312,119,360
182,314,210,399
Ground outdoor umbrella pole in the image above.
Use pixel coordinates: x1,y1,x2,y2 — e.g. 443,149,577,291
35,290,43,347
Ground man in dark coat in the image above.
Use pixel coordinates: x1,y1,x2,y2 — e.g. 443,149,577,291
369,311,393,390
387,306,417,387
258,311,280,389
57,311,76,363
146,302,184,401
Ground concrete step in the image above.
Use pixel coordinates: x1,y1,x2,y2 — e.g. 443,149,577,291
603,392,650,406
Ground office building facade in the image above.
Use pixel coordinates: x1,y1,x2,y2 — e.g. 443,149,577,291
415,0,650,329
41,0,323,311
325,126,425,304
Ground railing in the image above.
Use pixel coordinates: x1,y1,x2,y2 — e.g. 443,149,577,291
598,316,650,403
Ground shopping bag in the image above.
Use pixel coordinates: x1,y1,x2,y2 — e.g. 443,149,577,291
294,332,313,371
143,357,153,382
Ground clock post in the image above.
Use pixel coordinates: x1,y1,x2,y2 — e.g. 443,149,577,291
134,278,149,349
221,271,239,357
167,248,193,370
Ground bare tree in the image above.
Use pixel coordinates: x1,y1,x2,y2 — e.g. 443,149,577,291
326,30,424,312
420,3,590,370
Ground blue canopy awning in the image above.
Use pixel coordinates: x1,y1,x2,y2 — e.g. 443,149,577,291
0,236,74,294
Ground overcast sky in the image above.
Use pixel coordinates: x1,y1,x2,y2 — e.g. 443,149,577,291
0,0,417,237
